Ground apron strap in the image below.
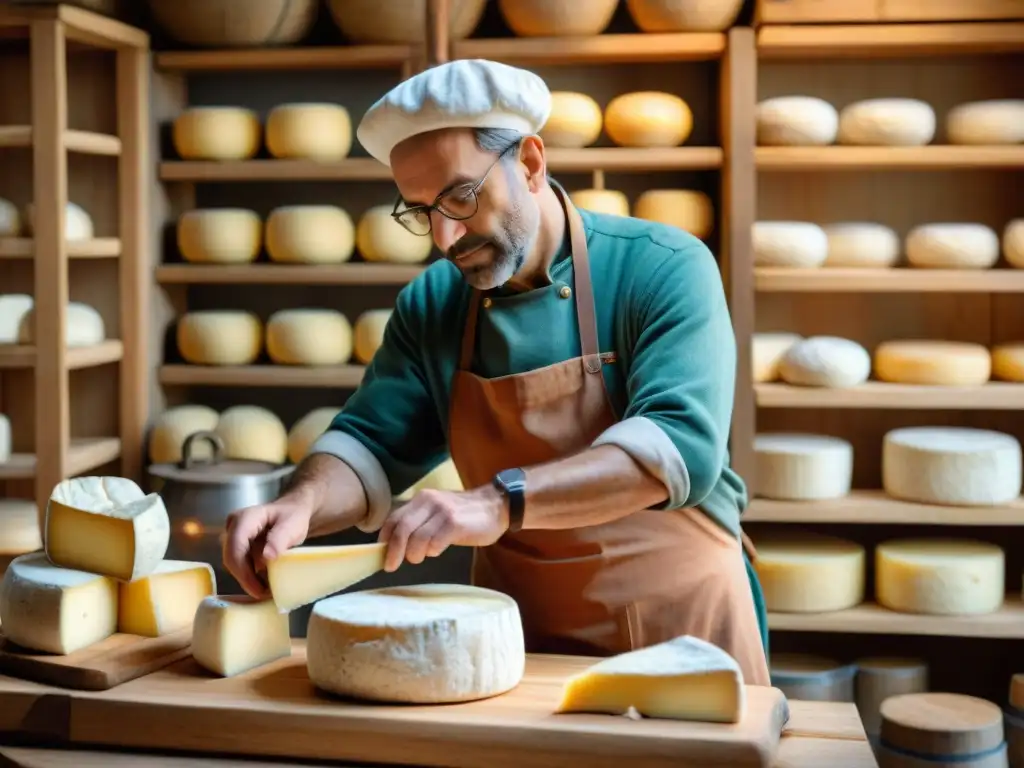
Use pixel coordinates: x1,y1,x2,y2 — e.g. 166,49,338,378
458,289,483,371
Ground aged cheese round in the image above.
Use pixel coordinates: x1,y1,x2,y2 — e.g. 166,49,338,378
873,340,991,386
1004,219,1024,268
753,221,828,268
173,107,261,161
992,343,1024,382
0,197,22,236
604,92,693,148
770,654,857,703
25,202,94,241
287,407,340,464
353,309,392,364
326,0,486,44
753,332,802,383
266,103,352,161
854,657,928,736
754,533,865,613
0,499,42,555
357,205,433,263
397,458,464,501
626,0,744,32
266,309,353,366
178,209,262,265
946,99,1024,145
879,693,1006,765
497,0,617,36
540,92,603,148
214,405,288,465
882,426,1022,506
838,98,936,146
266,206,355,264
147,404,221,464
569,189,630,217
0,413,9,463
306,583,525,703
176,311,262,366
755,96,838,147
754,433,853,501
0,294,33,343
17,302,105,347
778,336,872,388
823,223,900,268
905,223,1000,269
634,190,713,240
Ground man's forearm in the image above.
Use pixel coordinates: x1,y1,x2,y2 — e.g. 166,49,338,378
282,453,368,537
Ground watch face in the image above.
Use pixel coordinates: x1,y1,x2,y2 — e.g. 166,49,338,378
496,468,526,490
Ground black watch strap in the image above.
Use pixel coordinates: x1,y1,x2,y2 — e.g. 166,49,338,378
493,468,526,533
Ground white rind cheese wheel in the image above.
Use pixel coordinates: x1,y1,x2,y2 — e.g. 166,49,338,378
883,427,1022,506
634,190,714,240
753,221,828,268
1004,219,1024,268
215,405,288,464
176,311,262,366
306,583,525,704
754,433,853,501
755,96,839,146
604,92,693,148
353,309,392,364
838,98,936,146
992,343,1024,382
873,340,991,386
753,533,865,613
0,197,20,237
397,458,464,501
147,404,220,464
905,223,1000,270
178,209,262,265
357,205,433,263
569,189,630,217
266,205,355,264
0,499,42,555
875,539,1005,616
823,223,900,268
540,92,603,148
779,336,872,388
266,103,352,161
173,107,261,161
287,407,340,464
946,100,1024,146
0,413,9,463
17,302,105,347
25,202,94,241
753,332,802,383
266,309,353,366
192,595,292,678
0,294,33,343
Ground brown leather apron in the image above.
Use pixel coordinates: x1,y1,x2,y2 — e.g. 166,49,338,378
447,187,770,686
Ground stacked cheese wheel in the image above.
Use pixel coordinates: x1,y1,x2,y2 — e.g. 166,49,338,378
0,294,106,347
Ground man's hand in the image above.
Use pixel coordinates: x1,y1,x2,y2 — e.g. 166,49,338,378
377,485,508,572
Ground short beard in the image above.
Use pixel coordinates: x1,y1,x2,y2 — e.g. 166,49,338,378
458,184,538,291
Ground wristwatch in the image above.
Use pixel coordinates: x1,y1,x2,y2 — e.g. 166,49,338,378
492,468,526,533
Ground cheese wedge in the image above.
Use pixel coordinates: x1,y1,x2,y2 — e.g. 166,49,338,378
267,542,386,612
192,595,292,677
556,634,746,723
118,560,216,637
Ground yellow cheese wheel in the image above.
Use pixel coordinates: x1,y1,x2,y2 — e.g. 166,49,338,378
266,309,353,366
266,206,355,264
397,458,464,501
148,404,220,464
754,533,865,613
569,189,629,217
992,343,1024,382
17,302,105,347
626,0,744,32
176,311,262,366
287,407,341,464
25,202,94,241
0,197,21,237
357,205,433,264
178,209,262,265
214,405,288,465
540,92,603,148
354,309,393,364
633,189,713,239
173,107,261,161
0,499,42,556
1005,219,1024,268
266,103,352,161
604,92,693,148
497,0,617,36
873,340,991,386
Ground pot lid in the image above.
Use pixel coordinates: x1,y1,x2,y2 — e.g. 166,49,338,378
148,430,295,484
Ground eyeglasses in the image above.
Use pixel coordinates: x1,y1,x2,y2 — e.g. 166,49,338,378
390,140,521,237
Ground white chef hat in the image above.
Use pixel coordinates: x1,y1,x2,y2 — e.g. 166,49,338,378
356,59,552,167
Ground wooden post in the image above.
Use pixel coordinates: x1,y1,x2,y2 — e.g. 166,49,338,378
425,0,450,66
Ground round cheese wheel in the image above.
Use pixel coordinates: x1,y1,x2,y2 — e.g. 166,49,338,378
214,405,288,464
753,332,802,383
754,532,865,613
905,223,999,269
0,412,9,463
823,223,900,268
875,538,1005,615
266,206,355,264
173,107,261,161
353,309,392,364
497,0,617,36
879,693,1005,765
569,189,629,217
540,92,602,148
873,340,991,386
176,311,262,366
147,404,220,464
754,433,853,501
0,499,42,555
946,99,1024,146
1004,219,1024,268
753,221,828,268
838,98,936,147
266,103,352,161
306,583,525,703
756,96,839,147
357,205,433,263
992,343,1024,382
25,202,94,241
604,92,693,148
779,336,871,388
0,197,21,237
326,0,486,44
397,458,464,501
17,302,105,347
287,407,340,464
625,0,744,32
178,209,262,265
882,426,1022,506
633,190,713,240
266,309,353,366
0,294,33,344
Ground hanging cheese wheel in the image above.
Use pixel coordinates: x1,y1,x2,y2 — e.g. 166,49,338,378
497,0,618,37
604,92,693,148
354,309,393,364
0,197,22,236
327,0,485,43
0,294,33,344
173,107,261,161
287,407,341,464
570,189,629,217
634,189,713,239
148,405,221,464
266,206,355,264
626,0,744,32
1004,219,1024,268
177,311,263,366
540,92,603,149
266,309,353,366
266,103,352,161
357,205,433,264
946,99,1024,145
178,209,262,264
25,202,94,241
17,302,105,347
214,405,288,465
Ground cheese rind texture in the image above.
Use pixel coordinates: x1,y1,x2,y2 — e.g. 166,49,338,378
569,188,630,217
752,333,802,383
268,542,386,611
17,302,106,347
214,405,288,464
147,404,220,464
353,309,393,364
754,533,865,613
945,100,1024,145
118,560,216,637
266,308,353,366
837,98,936,146
754,433,853,500
557,634,745,723
173,107,261,161
603,91,693,148
1005,219,1024,269
266,103,352,161
0,499,42,555
192,595,292,677
287,407,340,464
992,343,1024,383
753,221,828,267
905,223,1000,269
177,311,263,366
357,205,433,264
266,205,355,264
873,340,991,386
0,552,118,654
778,336,871,388
633,189,713,240
540,91,603,148
306,583,525,704
824,222,900,268
178,209,262,265
755,96,839,146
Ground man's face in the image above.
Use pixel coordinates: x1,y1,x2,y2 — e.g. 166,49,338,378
390,128,539,291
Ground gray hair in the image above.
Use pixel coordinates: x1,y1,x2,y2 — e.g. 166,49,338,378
474,127,526,157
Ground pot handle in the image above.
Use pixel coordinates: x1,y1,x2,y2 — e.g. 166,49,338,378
179,430,225,469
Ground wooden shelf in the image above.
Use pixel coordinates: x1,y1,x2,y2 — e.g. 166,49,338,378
756,146,1024,171
0,4,148,50
746,490,1024,525
0,238,121,259
159,364,366,388
0,126,121,155
548,147,722,172
155,263,427,285
155,45,414,72
159,158,391,182
0,437,121,480
452,33,726,64
755,268,1024,293
0,340,123,370
756,382,1024,409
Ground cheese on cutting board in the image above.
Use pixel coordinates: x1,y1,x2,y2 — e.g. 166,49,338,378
357,205,433,264
17,302,105,347
753,221,828,268
214,405,288,464
24,202,94,241
569,188,630,217
882,426,1022,506
147,404,220,464
823,222,900,268
0,413,9,463
754,433,853,501
119,560,215,637
176,311,263,366
178,209,262,265
1005,219,1024,268
874,340,991,386
905,223,1000,269
753,533,865,613
752,333,801,383
0,197,21,236
755,96,838,146
306,583,525,704
266,205,355,264
945,99,1024,145
46,476,170,582
633,190,713,240
266,308,353,366
603,92,693,148
268,542,386,612
540,91,603,148
353,309,392,364
837,98,936,146
0,499,41,555
778,336,872,388
557,634,744,723
397,458,464,501
287,407,339,465
993,343,1024,382
173,107,261,161
0,552,118,654
192,595,292,678
266,103,352,161
875,538,1004,616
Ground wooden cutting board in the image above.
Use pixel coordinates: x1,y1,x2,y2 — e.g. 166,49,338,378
63,642,790,768
0,630,192,691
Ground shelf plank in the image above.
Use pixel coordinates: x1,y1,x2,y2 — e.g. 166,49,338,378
155,45,414,72
453,33,726,64
155,263,427,285
0,238,121,259
547,147,723,172
0,126,121,156
0,340,123,370
745,490,1024,525
0,437,121,480
756,382,1024,409
755,268,1024,293
159,158,392,182
757,146,1024,171
0,4,147,50
159,364,366,388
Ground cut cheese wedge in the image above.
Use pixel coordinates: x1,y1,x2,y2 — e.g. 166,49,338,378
118,560,216,637
267,542,386,611
192,595,292,677
45,476,170,582
556,634,745,723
